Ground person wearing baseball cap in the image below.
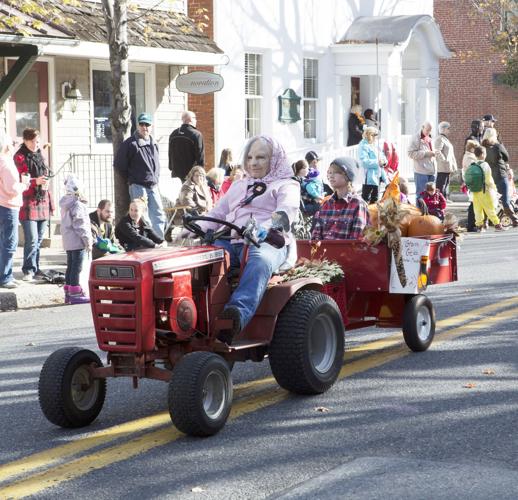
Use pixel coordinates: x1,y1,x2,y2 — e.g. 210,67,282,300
482,114,497,128
311,157,370,241
114,111,166,238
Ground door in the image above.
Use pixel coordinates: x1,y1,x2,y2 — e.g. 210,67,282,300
8,60,50,164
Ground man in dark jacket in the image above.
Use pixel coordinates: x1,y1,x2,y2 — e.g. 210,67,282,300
114,112,166,238
168,110,205,181
89,200,122,259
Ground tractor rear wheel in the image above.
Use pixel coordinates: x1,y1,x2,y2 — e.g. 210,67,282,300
168,352,233,437
402,294,436,352
38,347,106,428
269,290,344,395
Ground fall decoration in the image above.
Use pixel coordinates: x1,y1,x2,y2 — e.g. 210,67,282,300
407,215,444,237
280,257,344,285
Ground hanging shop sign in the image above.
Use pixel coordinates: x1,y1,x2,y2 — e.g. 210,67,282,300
176,71,224,95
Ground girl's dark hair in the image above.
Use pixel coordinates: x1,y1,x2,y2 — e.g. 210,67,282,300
364,109,374,119
219,148,232,167
292,159,309,175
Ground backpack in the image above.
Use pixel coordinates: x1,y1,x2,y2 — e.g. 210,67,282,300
464,162,485,193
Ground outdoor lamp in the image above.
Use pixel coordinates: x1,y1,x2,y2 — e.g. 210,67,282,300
61,80,82,112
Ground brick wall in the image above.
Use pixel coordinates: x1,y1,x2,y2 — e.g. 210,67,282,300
435,0,518,169
188,0,215,170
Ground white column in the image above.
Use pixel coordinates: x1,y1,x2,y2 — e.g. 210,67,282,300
334,75,350,147
380,74,402,143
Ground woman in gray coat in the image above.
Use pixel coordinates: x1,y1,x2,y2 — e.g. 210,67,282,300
434,121,458,197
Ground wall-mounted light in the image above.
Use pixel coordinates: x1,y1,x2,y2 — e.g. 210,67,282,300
61,80,82,113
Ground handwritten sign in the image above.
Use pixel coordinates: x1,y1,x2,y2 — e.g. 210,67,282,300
389,237,431,294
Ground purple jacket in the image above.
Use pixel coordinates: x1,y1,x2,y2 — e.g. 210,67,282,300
60,194,93,251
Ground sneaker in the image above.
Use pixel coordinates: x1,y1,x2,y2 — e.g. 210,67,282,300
476,226,486,233
0,281,18,289
495,224,509,231
21,273,34,282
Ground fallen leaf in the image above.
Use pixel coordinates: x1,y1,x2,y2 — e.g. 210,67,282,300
314,406,330,413
191,487,204,493
464,383,476,389
25,342,35,347
463,289,473,293
482,369,495,375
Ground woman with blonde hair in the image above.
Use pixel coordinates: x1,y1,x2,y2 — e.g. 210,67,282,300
206,167,225,206
347,104,364,146
358,126,387,203
177,165,213,214
115,198,164,251
482,128,518,226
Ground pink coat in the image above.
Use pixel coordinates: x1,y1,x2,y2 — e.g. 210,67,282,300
198,136,300,244
0,154,25,209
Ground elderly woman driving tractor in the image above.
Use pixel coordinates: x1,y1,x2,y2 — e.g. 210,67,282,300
184,135,300,345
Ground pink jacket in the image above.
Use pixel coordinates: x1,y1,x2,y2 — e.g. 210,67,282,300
198,136,300,244
0,154,25,209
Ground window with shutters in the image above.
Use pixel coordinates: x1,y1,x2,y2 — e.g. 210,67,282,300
303,58,318,139
245,53,262,138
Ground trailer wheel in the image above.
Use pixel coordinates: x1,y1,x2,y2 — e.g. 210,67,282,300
168,352,232,437
269,290,344,395
38,347,106,428
499,209,512,228
403,295,436,352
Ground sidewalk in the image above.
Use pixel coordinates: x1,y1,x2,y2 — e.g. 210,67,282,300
0,243,67,312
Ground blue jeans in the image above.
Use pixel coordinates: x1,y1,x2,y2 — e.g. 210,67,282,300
129,184,166,239
414,173,436,200
214,239,288,328
496,176,511,209
65,248,85,286
0,206,19,285
21,219,47,275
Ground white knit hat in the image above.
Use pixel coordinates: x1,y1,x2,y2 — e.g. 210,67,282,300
64,174,81,194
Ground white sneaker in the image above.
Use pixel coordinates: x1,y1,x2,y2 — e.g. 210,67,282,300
0,281,18,289
22,273,34,282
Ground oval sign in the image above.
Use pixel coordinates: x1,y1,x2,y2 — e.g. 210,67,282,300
176,71,224,95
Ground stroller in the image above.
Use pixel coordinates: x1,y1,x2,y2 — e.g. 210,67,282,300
497,199,518,228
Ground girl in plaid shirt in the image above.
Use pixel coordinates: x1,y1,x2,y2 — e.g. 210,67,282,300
311,157,370,240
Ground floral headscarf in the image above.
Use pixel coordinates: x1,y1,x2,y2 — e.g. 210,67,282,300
242,135,294,183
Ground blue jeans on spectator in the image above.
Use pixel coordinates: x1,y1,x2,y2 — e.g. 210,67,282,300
214,239,288,328
496,176,511,209
0,206,19,285
65,248,85,286
129,183,166,239
414,173,436,200
21,219,47,275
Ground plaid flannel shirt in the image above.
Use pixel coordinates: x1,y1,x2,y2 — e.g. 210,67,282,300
14,149,53,221
311,192,370,240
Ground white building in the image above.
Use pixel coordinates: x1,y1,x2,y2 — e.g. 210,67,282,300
212,0,451,178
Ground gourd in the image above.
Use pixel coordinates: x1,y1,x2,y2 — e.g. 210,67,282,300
407,214,444,237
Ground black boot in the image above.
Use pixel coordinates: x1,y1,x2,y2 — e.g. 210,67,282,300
217,306,242,345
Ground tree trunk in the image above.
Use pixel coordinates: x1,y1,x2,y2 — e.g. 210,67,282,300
101,0,131,223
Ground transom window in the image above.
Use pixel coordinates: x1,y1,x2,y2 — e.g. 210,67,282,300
245,53,262,138
303,58,318,139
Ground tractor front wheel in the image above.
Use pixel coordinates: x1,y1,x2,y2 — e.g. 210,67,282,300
38,347,106,428
269,289,344,395
168,352,233,437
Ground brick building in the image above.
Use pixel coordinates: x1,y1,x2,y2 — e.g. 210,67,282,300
435,0,518,168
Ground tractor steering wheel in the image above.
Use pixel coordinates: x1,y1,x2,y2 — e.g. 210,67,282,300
183,215,261,247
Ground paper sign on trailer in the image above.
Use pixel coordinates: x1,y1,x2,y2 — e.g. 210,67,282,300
389,237,431,294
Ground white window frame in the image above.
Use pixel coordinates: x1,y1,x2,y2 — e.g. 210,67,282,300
90,60,155,152
303,57,318,140
244,52,263,139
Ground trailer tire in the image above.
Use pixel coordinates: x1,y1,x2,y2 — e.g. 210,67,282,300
168,352,232,437
269,290,344,395
38,347,106,428
403,294,436,352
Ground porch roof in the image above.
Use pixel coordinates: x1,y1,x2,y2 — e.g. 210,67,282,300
339,15,452,59
0,1,222,55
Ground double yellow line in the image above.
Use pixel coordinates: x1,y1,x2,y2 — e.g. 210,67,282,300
2,296,518,498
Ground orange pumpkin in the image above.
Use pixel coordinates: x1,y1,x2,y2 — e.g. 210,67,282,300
407,215,444,237
368,204,378,227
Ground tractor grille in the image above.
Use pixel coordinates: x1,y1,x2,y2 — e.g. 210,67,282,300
92,285,139,352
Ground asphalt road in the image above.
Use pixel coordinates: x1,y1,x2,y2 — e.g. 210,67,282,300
1,231,518,499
